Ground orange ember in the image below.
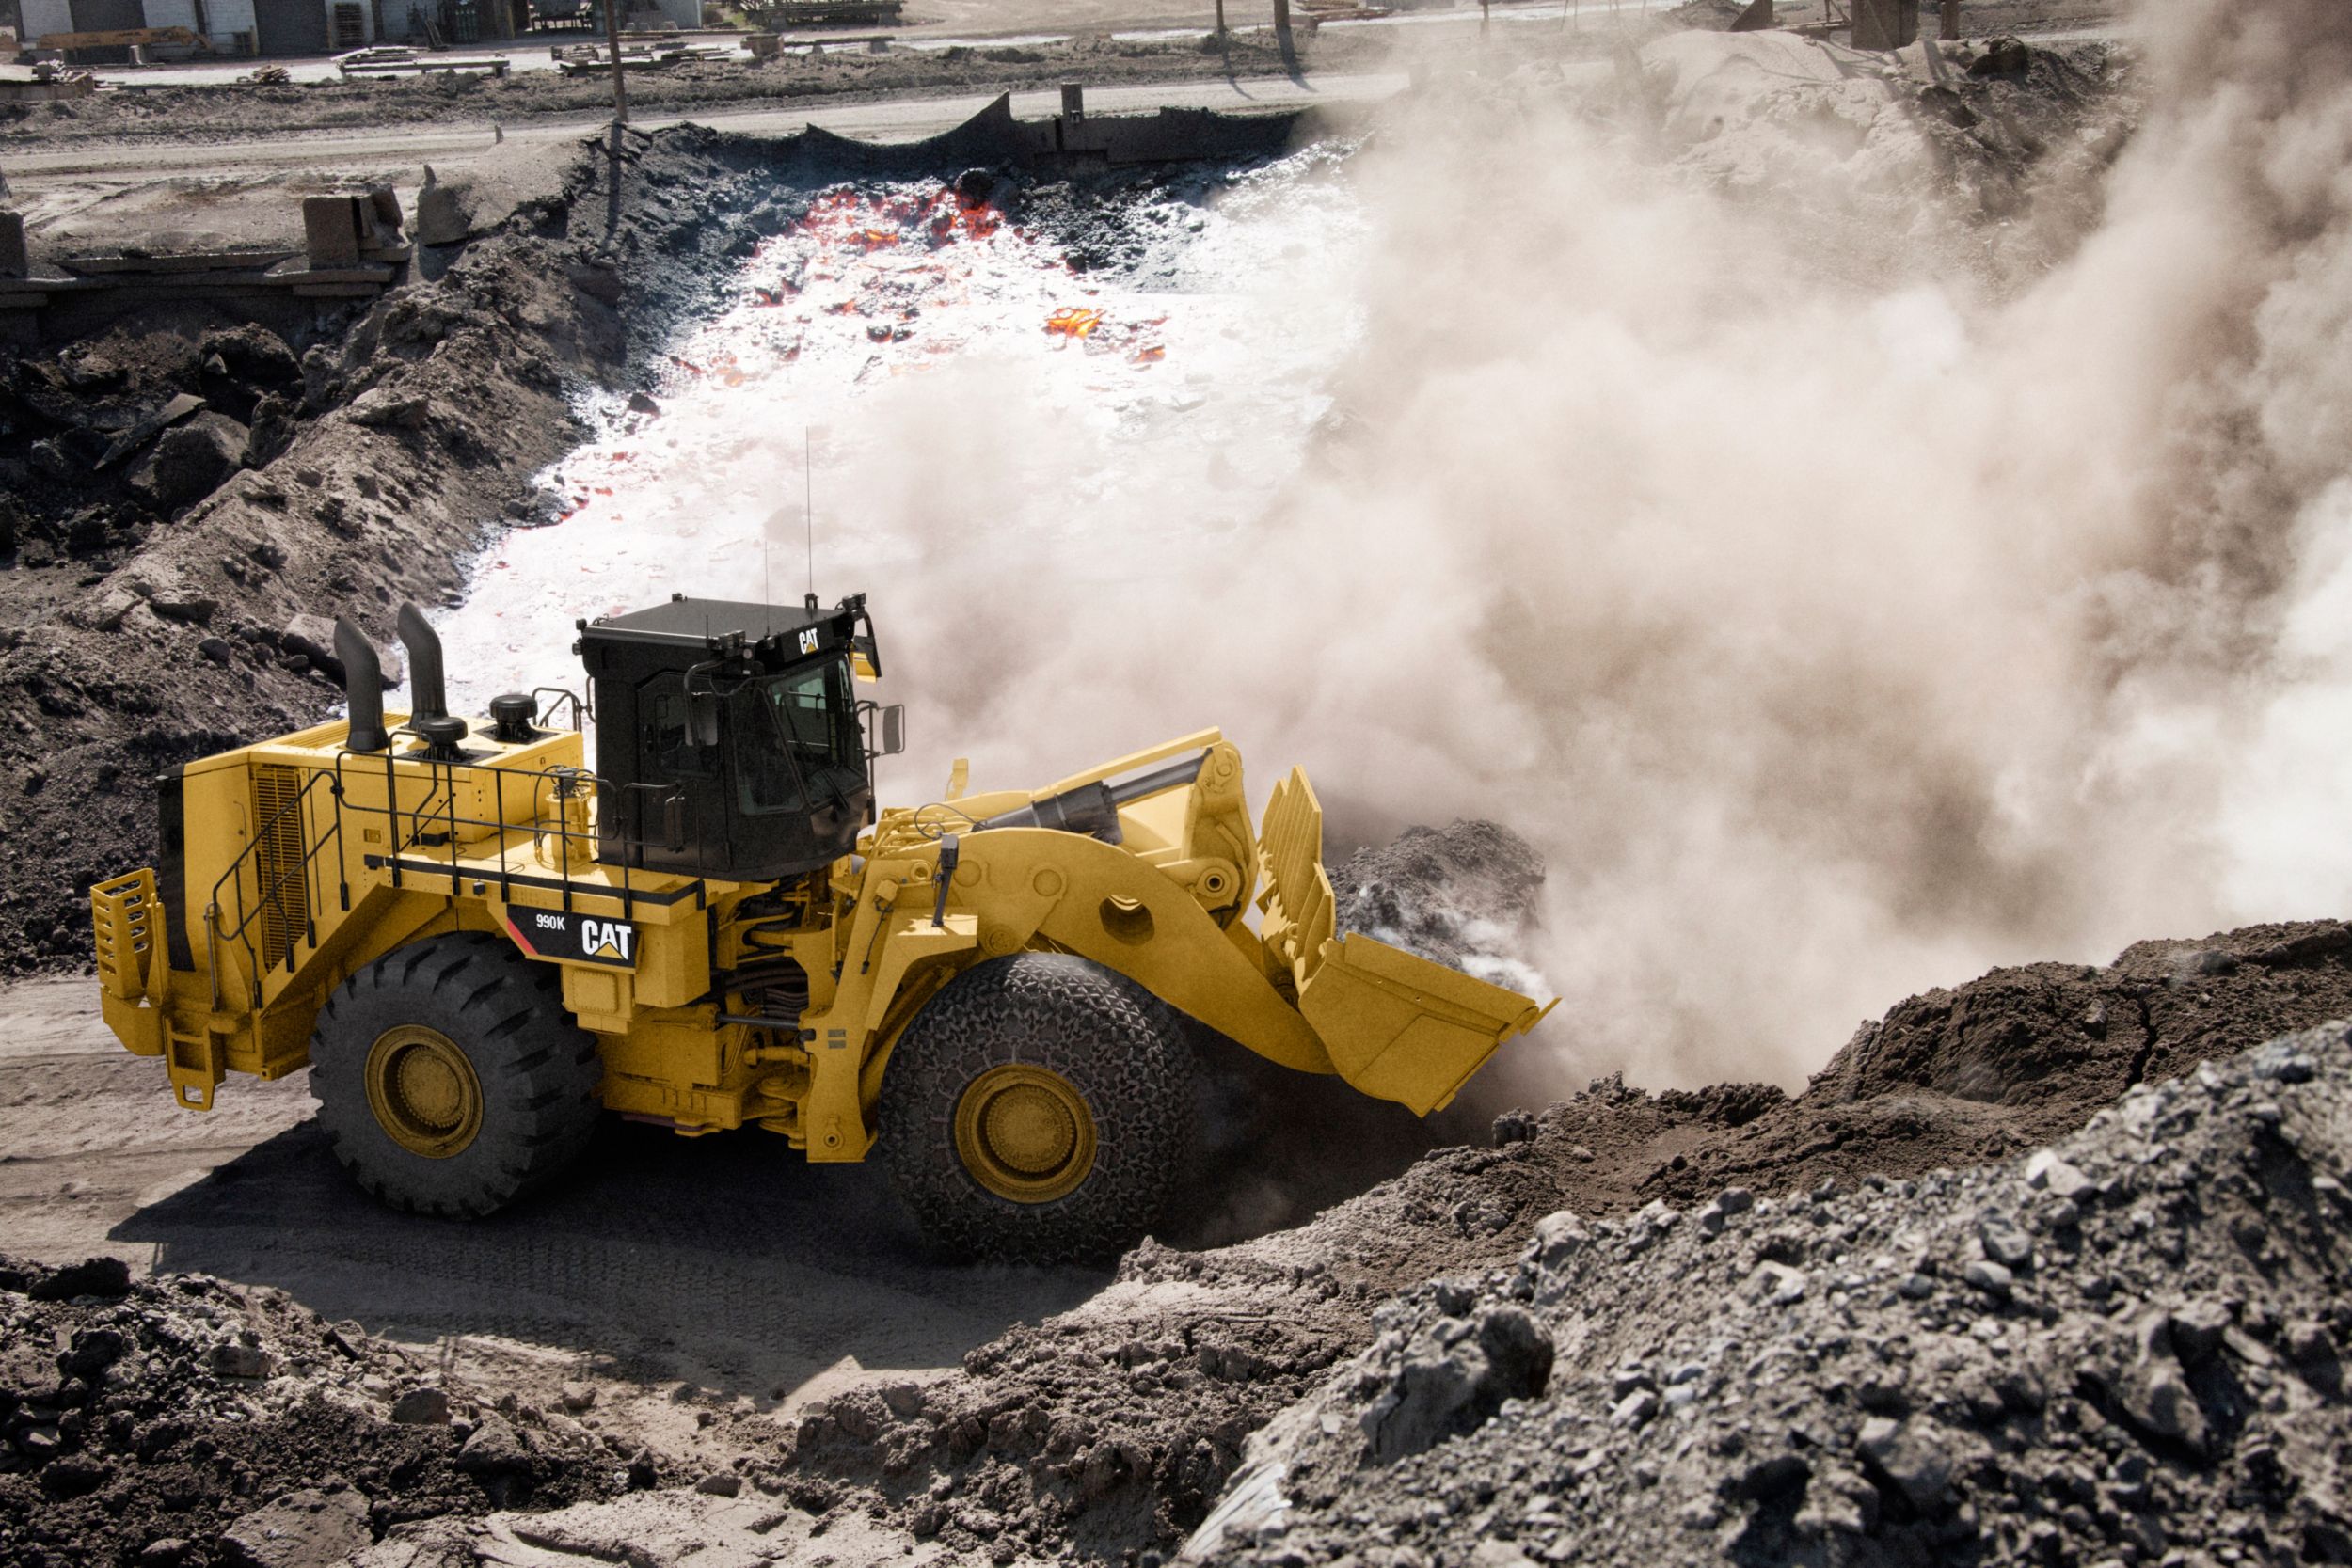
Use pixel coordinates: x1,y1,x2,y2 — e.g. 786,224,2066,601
1046,308,1104,339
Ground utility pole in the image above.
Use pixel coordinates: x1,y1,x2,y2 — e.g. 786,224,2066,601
1273,0,1294,66
603,0,628,125
1214,0,1225,35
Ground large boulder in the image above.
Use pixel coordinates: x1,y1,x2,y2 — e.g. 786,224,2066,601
127,411,248,509
220,1487,371,1568
1358,1304,1554,1464
280,613,401,689
414,166,477,247
201,324,301,387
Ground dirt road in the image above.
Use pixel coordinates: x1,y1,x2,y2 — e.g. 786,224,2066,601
0,976,1104,1420
3,70,1406,253
0,962,1454,1454
5,71,1406,180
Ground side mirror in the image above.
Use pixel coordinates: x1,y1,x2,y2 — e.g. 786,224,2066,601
688,689,723,750
878,704,906,758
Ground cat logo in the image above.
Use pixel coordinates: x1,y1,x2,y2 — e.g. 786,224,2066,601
797,628,820,656
580,917,634,963
502,909,639,970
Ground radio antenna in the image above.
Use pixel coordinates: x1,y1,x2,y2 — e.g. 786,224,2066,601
803,427,815,599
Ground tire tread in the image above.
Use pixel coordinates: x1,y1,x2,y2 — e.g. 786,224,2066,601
310,932,601,1218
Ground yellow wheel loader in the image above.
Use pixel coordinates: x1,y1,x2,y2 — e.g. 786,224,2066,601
89,594,1553,1260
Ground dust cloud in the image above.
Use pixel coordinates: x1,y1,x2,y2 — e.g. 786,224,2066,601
857,0,2352,1092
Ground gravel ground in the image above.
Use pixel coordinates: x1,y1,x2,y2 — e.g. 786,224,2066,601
0,1254,634,1568
1200,1021,2352,1568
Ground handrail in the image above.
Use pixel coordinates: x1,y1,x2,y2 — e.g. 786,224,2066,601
205,768,342,1008
326,749,691,916
532,686,585,732
202,750,695,1014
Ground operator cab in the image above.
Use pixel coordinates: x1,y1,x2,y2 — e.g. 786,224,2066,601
574,593,904,881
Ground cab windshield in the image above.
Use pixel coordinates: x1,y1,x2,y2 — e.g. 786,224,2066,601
731,659,862,815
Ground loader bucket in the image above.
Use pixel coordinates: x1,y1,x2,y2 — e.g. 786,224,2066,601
1256,768,1554,1116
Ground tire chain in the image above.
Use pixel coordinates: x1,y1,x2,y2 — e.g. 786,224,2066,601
879,953,1198,1264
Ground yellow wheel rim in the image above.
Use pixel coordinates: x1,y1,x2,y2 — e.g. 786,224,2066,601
363,1025,485,1159
953,1064,1097,1204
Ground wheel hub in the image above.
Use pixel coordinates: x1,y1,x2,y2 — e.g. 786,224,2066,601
364,1025,485,1159
954,1064,1096,1203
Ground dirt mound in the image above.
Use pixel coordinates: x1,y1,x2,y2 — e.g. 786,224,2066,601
9,914,2348,1566
1612,32,2135,286
729,919,2352,1562
1199,1021,2352,1567
0,1254,634,1568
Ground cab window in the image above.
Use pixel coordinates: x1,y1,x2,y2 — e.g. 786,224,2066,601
732,660,858,814
637,673,714,778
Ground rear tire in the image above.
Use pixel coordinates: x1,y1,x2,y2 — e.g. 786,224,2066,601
880,953,1197,1264
311,932,601,1218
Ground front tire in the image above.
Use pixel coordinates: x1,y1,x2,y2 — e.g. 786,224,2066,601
880,953,1198,1264
311,933,601,1218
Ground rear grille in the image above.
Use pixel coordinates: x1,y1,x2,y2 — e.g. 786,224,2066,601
253,766,311,970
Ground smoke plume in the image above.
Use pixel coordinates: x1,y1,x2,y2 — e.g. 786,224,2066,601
866,0,2352,1092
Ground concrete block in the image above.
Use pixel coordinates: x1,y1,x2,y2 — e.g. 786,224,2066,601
0,211,24,279
301,196,363,268
1060,81,1085,120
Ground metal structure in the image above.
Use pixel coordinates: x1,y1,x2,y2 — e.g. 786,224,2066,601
91,594,1552,1259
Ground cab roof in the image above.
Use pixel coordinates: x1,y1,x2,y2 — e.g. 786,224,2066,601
576,593,868,663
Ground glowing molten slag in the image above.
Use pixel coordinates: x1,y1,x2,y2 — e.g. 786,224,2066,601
535,178,1191,529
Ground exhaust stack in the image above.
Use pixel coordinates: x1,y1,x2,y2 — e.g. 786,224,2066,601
395,602,448,722
395,601,469,761
333,617,390,752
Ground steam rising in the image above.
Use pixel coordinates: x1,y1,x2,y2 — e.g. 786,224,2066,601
874,0,2352,1090
454,0,2352,1095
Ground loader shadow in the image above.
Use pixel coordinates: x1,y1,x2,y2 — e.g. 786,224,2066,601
107,1042,1455,1402
111,1115,1097,1404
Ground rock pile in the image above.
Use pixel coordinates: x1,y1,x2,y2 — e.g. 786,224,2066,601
0,1256,630,1568
1,320,308,573
1195,1024,2352,1567
737,919,2352,1564
1327,821,1548,990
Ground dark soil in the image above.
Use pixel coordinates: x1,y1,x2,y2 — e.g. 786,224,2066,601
757,917,2352,1561
0,1255,635,1568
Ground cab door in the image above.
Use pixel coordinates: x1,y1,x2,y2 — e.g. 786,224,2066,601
618,671,731,876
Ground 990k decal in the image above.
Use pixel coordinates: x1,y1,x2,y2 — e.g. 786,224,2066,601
503,909,639,968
